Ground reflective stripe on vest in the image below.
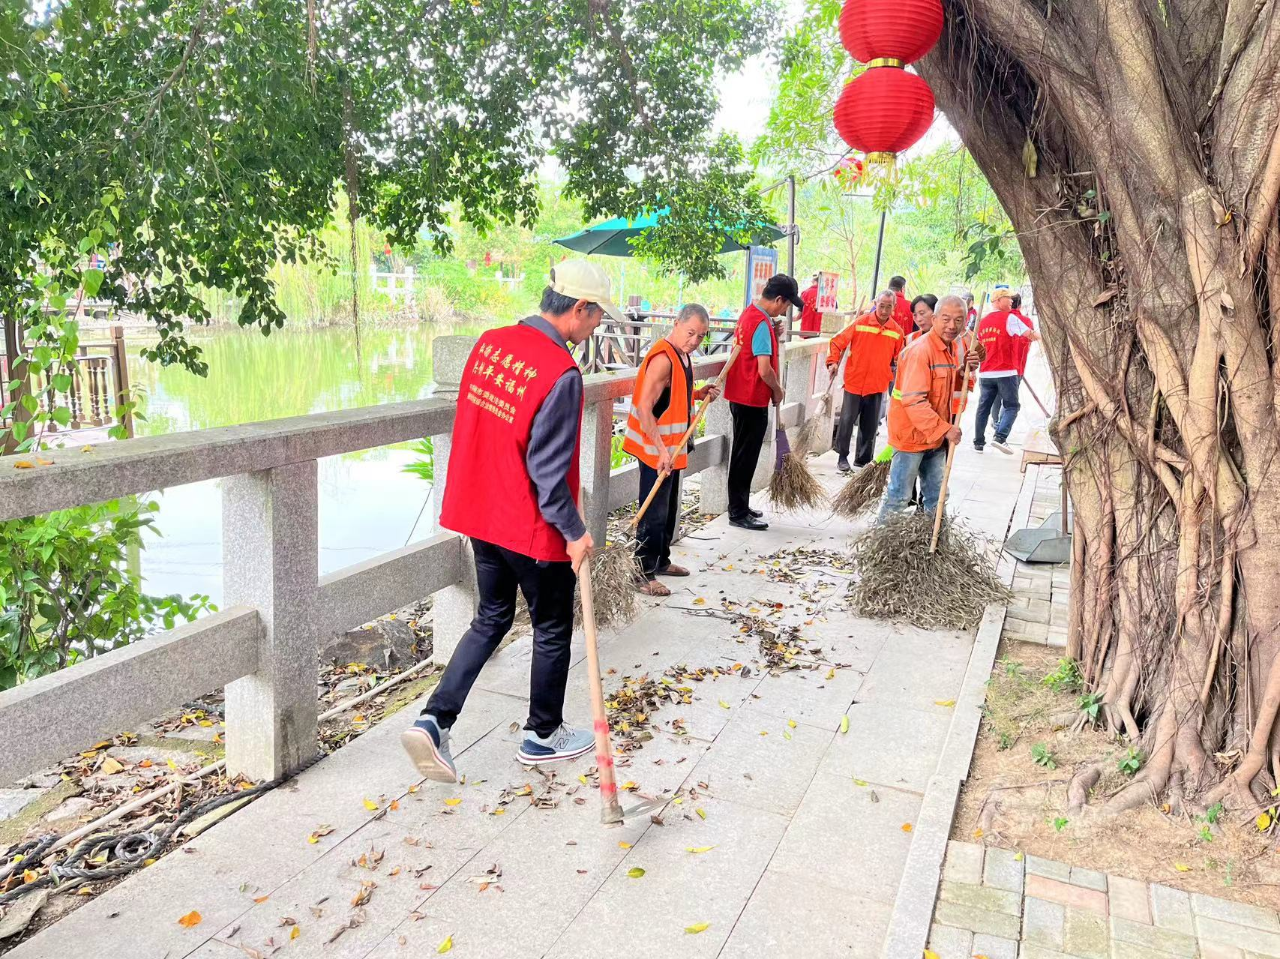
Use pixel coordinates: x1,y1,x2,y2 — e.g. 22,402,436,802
854,324,902,339
622,339,692,469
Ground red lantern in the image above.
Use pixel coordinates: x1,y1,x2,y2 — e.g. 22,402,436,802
839,0,943,65
383,243,392,256
833,68,935,168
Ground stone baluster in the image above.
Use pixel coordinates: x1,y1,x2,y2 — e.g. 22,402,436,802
427,335,479,666
222,461,319,781
578,395,613,547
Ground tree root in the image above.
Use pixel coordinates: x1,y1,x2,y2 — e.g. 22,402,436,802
1066,763,1105,814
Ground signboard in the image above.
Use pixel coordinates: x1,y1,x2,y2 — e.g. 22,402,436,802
817,271,839,312
743,246,779,307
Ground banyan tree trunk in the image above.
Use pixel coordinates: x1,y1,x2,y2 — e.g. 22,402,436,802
918,0,1280,810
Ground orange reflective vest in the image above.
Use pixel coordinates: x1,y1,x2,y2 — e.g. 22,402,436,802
887,330,974,453
622,339,692,470
827,313,904,395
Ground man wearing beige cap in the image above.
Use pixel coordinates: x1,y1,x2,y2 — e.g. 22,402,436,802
402,259,621,783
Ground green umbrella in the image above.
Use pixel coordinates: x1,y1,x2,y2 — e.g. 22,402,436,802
553,209,785,257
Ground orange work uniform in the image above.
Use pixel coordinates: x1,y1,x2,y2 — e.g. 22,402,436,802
888,329,973,453
826,313,904,395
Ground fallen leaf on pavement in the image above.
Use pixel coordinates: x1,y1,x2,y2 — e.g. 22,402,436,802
696,808,706,820
685,922,710,934
363,798,379,812
444,798,462,807
178,911,202,928
438,934,454,953
290,926,301,941
853,779,868,787
787,719,796,728
618,841,632,849
686,846,715,854
627,867,645,878
1174,863,1191,872
839,716,849,734
934,700,955,707
901,823,913,833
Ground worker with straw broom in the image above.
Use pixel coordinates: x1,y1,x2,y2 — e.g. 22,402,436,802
723,273,804,531
400,260,621,783
826,290,904,474
622,304,720,597
876,295,982,522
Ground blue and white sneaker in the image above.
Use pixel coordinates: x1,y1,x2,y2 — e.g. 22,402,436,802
517,723,594,765
400,714,457,783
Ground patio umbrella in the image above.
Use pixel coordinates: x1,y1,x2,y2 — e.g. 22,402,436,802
553,209,785,257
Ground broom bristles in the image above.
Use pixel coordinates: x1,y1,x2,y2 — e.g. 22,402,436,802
848,512,1011,630
575,542,643,628
767,453,827,511
831,460,890,518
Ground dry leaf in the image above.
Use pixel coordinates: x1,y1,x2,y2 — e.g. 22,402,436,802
1221,291,1236,312
290,926,301,941
934,700,956,708
853,779,868,787
177,910,203,928
718,700,731,709
253,895,270,904
627,867,645,878
840,716,849,734
692,598,706,606
618,841,632,849
787,719,796,729
351,881,375,907
972,828,984,839
825,667,835,680
438,934,454,953
1092,287,1119,307
925,951,940,959
13,461,35,469
444,798,462,807
696,808,707,820
686,846,715,854
685,922,710,934
901,823,913,833
1257,811,1273,831
621,781,638,791
1022,137,1038,178
408,784,420,794
362,798,379,812
1173,863,1191,872
389,799,400,811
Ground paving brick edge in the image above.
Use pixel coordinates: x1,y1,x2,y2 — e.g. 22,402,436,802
881,465,1042,958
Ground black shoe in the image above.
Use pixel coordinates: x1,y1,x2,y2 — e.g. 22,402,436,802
747,507,763,519
837,457,851,473
730,515,770,531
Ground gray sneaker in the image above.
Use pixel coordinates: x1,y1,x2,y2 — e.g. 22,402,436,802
401,714,457,783
517,723,595,765
992,440,1013,454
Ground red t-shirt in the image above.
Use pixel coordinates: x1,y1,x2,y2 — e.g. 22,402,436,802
799,285,822,334
893,291,915,336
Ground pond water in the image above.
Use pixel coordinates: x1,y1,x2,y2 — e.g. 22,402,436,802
125,321,497,604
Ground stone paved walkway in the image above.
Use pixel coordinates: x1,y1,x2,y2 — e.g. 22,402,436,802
7,411,1030,959
930,841,1280,959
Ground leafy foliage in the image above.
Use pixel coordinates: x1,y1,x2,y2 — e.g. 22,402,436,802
1042,658,1083,693
402,438,435,485
2,0,778,402
1117,747,1142,776
0,500,215,689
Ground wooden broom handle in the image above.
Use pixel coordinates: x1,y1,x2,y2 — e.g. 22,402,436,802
629,346,743,531
929,345,977,554
577,556,624,824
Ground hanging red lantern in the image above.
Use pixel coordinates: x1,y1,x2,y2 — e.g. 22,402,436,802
833,68,935,170
383,243,392,256
839,0,943,66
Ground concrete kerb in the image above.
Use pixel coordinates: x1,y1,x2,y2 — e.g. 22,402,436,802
881,461,1041,957
880,602,1007,959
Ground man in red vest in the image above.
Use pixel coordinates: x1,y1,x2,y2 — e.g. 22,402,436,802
799,274,823,336
724,273,804,530
623,304,720,596
989,292,1034,426
888,275,915,336
826,290,904,471
974,287,1041,454
401,260,620,783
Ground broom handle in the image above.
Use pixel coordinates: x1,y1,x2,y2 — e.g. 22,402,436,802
578,549,624,824
630,346,743,531
1021,377,1052,418
929,346,977,554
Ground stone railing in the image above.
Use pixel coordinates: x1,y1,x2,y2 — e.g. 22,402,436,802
0,334,833,787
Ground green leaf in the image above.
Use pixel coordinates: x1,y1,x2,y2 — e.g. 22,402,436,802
51,406,72,427
626,867,645,878
82,268,104,298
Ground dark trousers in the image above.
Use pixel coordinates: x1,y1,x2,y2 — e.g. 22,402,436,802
636,463,681,577
728,402,769,521
835,390,883,466
424,538,574,738
974,376,1022,447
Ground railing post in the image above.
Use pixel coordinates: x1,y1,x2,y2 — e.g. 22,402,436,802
700,382,731,515
111,325,134,438
578,397,612,545
428,335,478,666
222,461,319,781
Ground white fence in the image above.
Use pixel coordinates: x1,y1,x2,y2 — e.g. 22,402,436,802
0,336,833,786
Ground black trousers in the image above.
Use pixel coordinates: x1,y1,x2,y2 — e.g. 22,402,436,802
636,462,681,576
835,390,883,467
424,538,574,738
728,402,769,521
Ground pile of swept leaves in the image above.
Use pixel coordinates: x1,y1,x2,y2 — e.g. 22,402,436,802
848,513,1011,630
604,662,751,752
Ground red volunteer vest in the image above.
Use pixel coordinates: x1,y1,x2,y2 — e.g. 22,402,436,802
1013,310,1034,375
439,324,582,562
724,304,778,407
977,310,1021,375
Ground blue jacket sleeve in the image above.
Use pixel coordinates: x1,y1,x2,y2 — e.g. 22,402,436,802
526,368,588,545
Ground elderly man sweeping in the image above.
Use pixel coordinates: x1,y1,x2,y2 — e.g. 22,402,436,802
877,295,982,522
401,260,620,783
826,290,904,473
623,304,721,596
